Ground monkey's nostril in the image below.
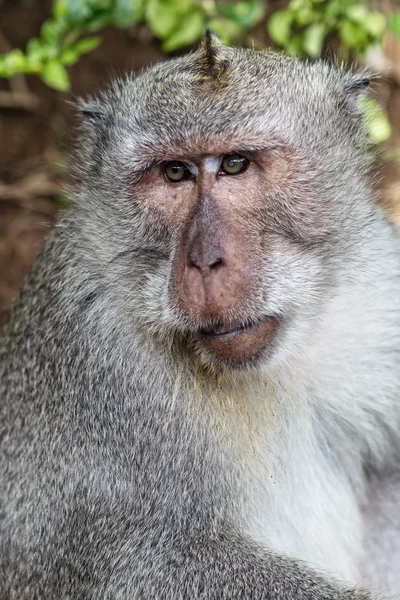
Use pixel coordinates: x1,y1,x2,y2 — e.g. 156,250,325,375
209,257,223,269
189,252,224,271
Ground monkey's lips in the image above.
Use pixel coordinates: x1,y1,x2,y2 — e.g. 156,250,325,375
196,316,279,366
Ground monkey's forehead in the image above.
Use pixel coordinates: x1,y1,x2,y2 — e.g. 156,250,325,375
81,43,368,163
124,48,343,129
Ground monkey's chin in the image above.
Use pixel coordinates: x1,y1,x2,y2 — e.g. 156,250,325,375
196,316,279,368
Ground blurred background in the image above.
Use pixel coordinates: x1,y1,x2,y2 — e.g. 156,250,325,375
1,0,400,326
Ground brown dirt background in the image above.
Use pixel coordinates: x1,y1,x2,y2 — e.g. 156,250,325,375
1,0,400,327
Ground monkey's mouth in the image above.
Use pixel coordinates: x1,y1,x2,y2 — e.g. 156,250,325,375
196,316,279,366
198,318,262,338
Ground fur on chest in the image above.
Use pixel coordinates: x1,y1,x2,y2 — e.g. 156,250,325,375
243,432,363,583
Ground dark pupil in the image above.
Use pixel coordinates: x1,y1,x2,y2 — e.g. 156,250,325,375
165,161,189,182
221,154,248,175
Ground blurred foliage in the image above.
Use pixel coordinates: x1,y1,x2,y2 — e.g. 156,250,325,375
0,0,265,91
0,0,399,144
268,0,387,59
389,11,400,41
358,97,393,145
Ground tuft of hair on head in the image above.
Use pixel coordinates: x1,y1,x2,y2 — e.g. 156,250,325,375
198,30,231,85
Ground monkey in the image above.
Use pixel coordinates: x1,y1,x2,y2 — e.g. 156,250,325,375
1,32,400,599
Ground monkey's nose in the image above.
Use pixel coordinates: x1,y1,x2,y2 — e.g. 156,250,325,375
189,247,224,273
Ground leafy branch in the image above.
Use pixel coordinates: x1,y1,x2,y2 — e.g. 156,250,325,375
0,0,265,91
268,0,387,59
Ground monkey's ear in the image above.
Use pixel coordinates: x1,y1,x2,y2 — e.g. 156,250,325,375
343,73,371,100
75,97,107,126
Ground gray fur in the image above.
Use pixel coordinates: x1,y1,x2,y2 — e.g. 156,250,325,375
1,38,400,598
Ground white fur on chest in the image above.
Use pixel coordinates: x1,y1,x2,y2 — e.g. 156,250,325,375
244,251,400,585
241,409,363,583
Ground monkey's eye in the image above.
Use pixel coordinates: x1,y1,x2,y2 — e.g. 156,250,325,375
219,154,249,176
164,161,192,183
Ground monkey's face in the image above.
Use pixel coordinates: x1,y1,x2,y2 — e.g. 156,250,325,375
77,38,371,370
144,152,281,366
131,146,333,369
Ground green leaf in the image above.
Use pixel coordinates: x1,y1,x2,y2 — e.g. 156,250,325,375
325,0,341,23
41,20,65,44
2,49,27,75
146,0,181,39
86,13,113,31
162,10,204,51
346,5,368,24
285,35,304,56
268,9,293,46
294,5,314,27
112,0,142,27
0,64,9,77
72,36,101,54
26,38,46,61
26,39,51,71
363,11,386,39
339,20,365,48
390,11,400,40
41,60,70,91
303,22,326,57
60,46,80,65
53,0,68,20
359,97,392,144
61,37,100,66
64,0,93,25
221,1,265,29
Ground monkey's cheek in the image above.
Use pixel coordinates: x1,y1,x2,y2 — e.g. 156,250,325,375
197,317,279,367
